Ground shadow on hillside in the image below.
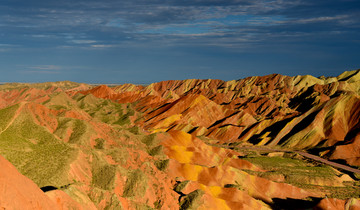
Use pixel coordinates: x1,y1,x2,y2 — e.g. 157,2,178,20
40,186,58,192
270,197,322,210
277,109,321,146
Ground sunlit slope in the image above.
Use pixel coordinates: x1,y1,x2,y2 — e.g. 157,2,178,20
86,69,360,166
0,84,179,209
164,131,323,206
1,70,360,209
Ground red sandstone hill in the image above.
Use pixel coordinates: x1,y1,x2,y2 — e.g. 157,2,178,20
1,71,360,209
90,70,360,167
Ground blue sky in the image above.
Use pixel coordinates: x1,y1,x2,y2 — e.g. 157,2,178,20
0,0,359,83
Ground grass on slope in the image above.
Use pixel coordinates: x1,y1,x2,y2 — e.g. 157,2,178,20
75,94,146,145
54,117,91,145
0,103,20,130
243,156,336,181
42,91,76,110
0,90,172,209
242,155,360,199
75,94,138,127
0,108,75,187
68,119,88,144
123,169,148,198
91,152,116,190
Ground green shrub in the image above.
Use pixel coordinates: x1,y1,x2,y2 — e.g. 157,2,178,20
123,169,148,197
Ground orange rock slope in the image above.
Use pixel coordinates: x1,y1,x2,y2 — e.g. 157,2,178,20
161,130,319,209
0,154,91,210
0,70,360,209
103,69,360,167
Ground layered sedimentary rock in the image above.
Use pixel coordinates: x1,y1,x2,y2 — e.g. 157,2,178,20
102,69,360,166
0,70,360,209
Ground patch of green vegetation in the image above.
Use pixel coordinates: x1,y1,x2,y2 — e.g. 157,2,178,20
241,155,360,199
106,148,129,165
153,199,163,209
243,156,337,183
139,133,168,159
310,184,360,200
128,201,152,210
3,145,74,187
113,115,128,126
56,117,72,128
179,189,205,210
243,156,335,178
55,117,98,148
223,181,245,191
94,138,105,149
76,95,138,127
0,83,28,91
123,169,148,198
91,152,117,190
148,145,163,156
154,159,169,171
62,184,98,207
128,126,140,135
42,92,76,110
41,98,51,105
92,165,116,190
236,150,260,157
53,117,74,141
48,104,68,110
0,111,75,187
113,108,134,126
141,134,158,147
19,88,29,96
0,103,19,130
104,194,123,210
88,187,123,209
68,119,87,144
174,180,190,193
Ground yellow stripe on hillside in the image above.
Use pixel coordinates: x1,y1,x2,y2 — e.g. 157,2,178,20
169,145,193,163
182,163,203,181
157,114,182,128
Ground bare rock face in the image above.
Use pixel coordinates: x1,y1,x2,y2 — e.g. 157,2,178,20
0,155,55,209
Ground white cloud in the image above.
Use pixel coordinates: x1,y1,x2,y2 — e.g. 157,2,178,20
91,44,116,48
296,15,348,24
0,44,19,52
71,40,97,44
29,65,61,70
24,70,60,74
17,65,63,74
275,15,349,25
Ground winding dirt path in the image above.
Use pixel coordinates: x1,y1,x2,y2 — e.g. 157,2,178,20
295,151,360,174
230,146,360,174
